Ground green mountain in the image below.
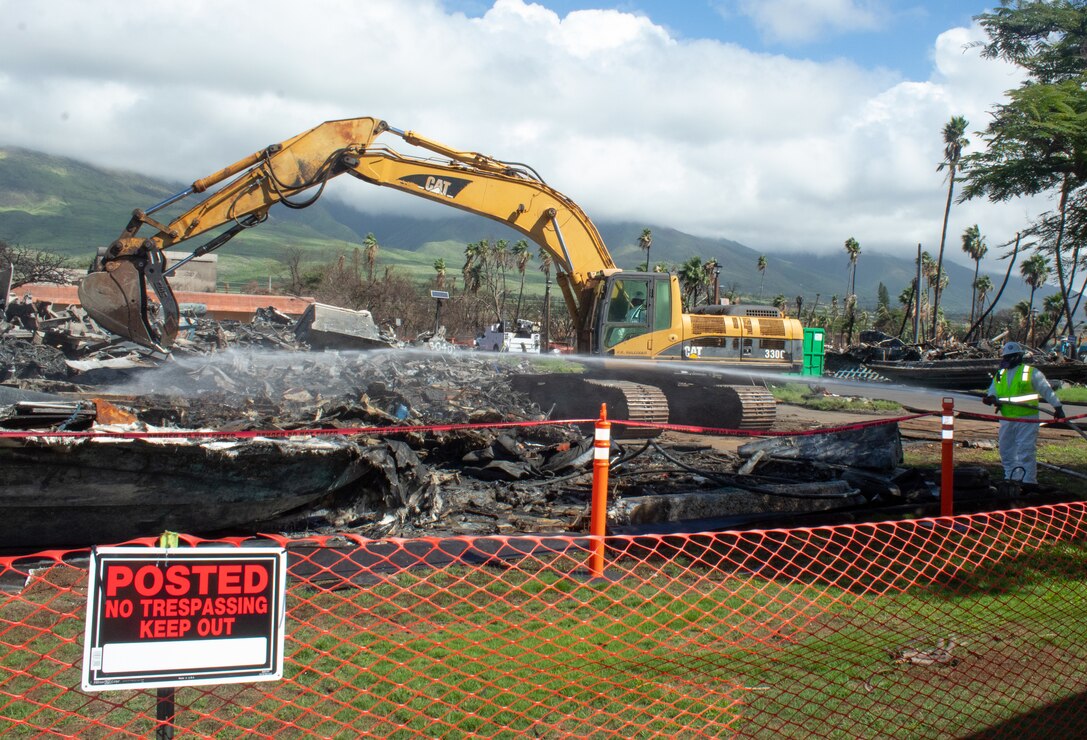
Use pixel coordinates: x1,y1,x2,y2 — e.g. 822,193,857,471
0,146,1034,315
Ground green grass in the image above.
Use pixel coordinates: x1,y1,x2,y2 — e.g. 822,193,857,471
771,380,1087,413
1056,385,1087,404
213,237,508,289
2,540,1085,737
525,357,586,373
768,382,902,413
905,438,1087,498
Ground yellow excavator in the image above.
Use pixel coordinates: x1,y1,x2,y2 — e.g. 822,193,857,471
78,117,816,430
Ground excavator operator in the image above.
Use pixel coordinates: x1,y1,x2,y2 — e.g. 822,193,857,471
625,290,646,322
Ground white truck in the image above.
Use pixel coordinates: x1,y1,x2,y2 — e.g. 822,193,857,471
475,319,541,353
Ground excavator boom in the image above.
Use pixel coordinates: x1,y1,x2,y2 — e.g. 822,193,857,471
78,116,813,433
78,117,617,350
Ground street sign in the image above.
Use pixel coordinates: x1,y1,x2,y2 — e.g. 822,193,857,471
430,290,450,300
82,546,287,691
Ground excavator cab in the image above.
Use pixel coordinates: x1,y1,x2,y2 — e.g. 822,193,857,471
596,273,672,352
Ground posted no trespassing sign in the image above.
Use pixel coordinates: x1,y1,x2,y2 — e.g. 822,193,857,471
82,546,286,692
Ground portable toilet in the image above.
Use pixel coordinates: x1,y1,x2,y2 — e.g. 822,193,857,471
802,327,825,376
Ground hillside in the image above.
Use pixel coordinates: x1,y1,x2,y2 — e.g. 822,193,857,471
0,146,1035,315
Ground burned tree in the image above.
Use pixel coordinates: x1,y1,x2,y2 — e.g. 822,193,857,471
0,239,72,290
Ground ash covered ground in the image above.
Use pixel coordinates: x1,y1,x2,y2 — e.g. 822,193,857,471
0,307,963,545
1,309,763,541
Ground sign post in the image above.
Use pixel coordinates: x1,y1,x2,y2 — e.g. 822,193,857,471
430,289,449,336
82,545,287,693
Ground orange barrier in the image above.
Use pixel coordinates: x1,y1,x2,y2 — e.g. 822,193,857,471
590,404,611,578
942,396,955,515
0,503,1085,737
0,407,1084,736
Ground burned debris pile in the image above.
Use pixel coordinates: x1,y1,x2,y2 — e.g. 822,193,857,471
824,330,921,372
826,330,1087,389
0,302,968,550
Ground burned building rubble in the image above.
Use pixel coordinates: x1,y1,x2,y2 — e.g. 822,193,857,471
0,304,959,550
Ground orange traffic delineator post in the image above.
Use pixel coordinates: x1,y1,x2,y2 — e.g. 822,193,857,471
941,397,954,517
590,403,611,578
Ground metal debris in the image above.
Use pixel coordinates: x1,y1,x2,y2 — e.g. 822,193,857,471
892,638,958,666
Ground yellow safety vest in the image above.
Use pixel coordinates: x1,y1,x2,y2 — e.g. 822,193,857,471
994,364,1038,418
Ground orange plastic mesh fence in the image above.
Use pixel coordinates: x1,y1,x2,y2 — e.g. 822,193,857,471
0,503,1085,738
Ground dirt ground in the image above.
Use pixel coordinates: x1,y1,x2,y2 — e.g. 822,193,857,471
662,402,1085,454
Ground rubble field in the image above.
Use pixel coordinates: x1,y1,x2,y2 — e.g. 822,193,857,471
1,302,1069,549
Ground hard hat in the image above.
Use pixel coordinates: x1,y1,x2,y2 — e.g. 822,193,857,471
1001,341,1023,356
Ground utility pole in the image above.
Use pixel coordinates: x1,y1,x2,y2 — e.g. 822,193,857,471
542,277,551,352
914,243,922,344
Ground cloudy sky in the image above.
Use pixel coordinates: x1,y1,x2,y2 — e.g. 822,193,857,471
0,0,1037,268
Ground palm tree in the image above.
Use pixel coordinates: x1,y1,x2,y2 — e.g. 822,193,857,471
1041,292,1065,337
920,250,938,339
704,258,720,304
757,255,767,298
638,229,653,271
537,246,553,281
538,246,554,349
362,232,379,283
843,237,861,297
1020,252,1050,345
973,274,993,330
462,240,486,294
897,280,917,340
1013,300,1033,342
843,237,861,343
488,239,512,317
433,258,447,289
351,247,363,285
678,257,707,309
932,115,969,337
512,240,532,322
960,224,987,327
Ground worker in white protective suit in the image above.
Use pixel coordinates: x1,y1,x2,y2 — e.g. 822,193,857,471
982,341,1065,487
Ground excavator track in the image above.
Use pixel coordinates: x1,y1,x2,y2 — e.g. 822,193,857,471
508,373,776,437
648,378,777,431
726,384,777,429
584,379,669,438
510,375,669,438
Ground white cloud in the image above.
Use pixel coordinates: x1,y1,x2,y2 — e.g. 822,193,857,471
735,0,887,44
0,0,1038,268
478,0,670,56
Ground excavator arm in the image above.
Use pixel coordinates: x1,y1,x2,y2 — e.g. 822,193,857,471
78,117,618,351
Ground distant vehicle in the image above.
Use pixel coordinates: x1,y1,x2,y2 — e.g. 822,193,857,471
476,319,541,353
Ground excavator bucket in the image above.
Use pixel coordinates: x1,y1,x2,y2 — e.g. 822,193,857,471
78,259,178,352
